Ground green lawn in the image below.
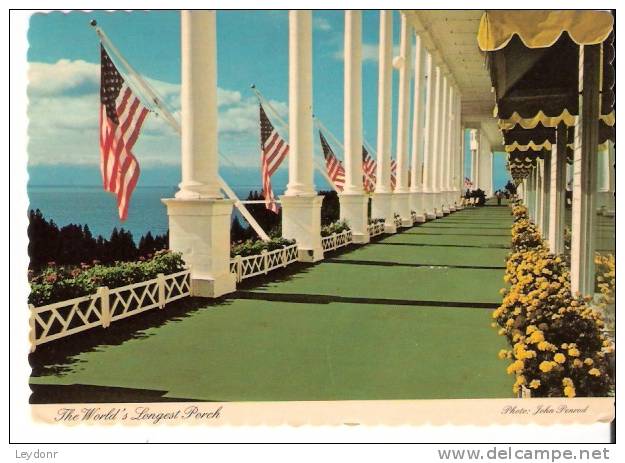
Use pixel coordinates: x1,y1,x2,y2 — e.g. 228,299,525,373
29,203,515,402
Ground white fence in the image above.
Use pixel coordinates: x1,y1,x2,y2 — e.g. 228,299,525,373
321,230,353,252
367,222,385,237
230,244,299,283
29,269,191,351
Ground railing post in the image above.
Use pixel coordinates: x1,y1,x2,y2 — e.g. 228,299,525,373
234,255,242,283
29,304,36,352
282,246,288,267
262,249,269,274
98,286,111,328
157,273,166,309
332,232,337,251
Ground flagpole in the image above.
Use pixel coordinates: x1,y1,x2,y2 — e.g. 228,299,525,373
92,20,270,241
91,20,182,135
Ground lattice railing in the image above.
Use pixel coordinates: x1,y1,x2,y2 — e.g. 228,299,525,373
230,244,299,283
367,222,385,237
29,269,191,351
321,230,353,252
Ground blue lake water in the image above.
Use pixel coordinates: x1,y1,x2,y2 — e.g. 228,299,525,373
27,185,265,241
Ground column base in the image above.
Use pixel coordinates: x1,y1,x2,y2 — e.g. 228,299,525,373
191,274,237,298
339,192,370,244
280,194,324,263
393,191,412,227
409,191,427,222
371,191,397,233
162,197,237,298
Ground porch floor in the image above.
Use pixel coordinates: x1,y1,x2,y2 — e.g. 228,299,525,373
30,201,514,402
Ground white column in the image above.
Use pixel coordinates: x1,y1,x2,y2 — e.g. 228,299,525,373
434,72,447,216
422,51,436,219
371,10,396,232
571,44,601,296
339,10,369,243
470,129,479,188
438,75,449,214
281,10,323,262
536,157,544,232
393,13,413,227
431,64,443,217
541,150,552,238
444,84,455,211
409,33,426,222
548,124,567,254
176,11,222,200
163,10,236,298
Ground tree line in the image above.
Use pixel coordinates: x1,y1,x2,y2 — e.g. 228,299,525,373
28,209,168,270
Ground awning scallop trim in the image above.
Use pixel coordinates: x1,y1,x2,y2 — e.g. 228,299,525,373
505,140,552,153
478,10,614,51
498,110,615,131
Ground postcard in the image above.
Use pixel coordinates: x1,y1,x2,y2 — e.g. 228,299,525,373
13,8,616,441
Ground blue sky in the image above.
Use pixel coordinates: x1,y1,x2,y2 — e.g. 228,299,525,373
27,10,508,189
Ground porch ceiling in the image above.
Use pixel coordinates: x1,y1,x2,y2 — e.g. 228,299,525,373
403,10,503,151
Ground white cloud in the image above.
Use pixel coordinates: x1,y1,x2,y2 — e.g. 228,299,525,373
333,43,400,63
27,59,286,168
313,17,332,31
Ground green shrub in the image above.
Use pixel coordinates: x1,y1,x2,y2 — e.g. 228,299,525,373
320,219,350,237
29,250,186,307
230,237,296,258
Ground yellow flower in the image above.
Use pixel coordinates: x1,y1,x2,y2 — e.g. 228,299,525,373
553,353,566,364
564,385,576,398
539,361,554,373
529,379,541,389
588,368,601,377
568,347,580,357
573,359,583,367
527,330,545,344
526,325,538,335
537,341,555,352
498,349,508,360
584,358,594,366
506,360,524,375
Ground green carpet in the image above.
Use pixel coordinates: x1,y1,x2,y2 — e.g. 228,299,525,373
29,203,514,401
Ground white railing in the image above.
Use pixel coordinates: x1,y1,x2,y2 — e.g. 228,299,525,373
367,222,385,237
321,229,353,252
29,269,191,351
230,243,299,283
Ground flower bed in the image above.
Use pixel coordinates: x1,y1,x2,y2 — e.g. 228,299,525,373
367,218,385,238
493,203,614,397
29,250,186,307
230,237,295,258
320,219,350,237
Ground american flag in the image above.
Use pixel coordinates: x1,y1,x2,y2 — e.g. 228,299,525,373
390,158,398,190
362,146,376,193
260,104,289,213
319,131,345,191
464,177,474,189
99,45,149,221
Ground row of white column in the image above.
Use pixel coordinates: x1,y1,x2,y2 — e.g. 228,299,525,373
468,129,494,196
163,10,466,298
368,12,464,232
